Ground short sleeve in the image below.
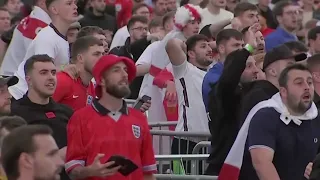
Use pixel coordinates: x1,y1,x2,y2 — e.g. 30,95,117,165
140,116,157,174
33,37,57,58
248,108,277,151
52,73,72,102
65,112,87,173
172,60,188,79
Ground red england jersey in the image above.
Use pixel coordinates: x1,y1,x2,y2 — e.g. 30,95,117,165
65,100,157,180
53,72,95,111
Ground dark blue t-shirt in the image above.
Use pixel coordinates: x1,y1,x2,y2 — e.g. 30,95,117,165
240,107,320,180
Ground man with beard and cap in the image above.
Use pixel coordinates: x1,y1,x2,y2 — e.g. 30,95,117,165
65,55,157,180
0,76,18,116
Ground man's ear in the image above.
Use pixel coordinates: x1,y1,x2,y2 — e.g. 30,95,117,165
217,44,225,55
279,86,287,98
25,75,32,87
187,50,195,60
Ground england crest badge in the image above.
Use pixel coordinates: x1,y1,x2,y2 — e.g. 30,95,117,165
132,125,141,138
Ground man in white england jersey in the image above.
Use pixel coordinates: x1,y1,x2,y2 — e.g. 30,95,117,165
9,0,78,100
0,0,51,76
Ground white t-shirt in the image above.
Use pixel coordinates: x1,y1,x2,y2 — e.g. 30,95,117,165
0,6,51,76
200,8,234,30
172,60,209,142
109,25,129,50
9,24,70,100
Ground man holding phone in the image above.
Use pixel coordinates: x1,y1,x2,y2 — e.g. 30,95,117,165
65,55,157,180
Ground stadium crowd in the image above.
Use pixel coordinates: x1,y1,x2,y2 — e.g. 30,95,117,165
0,0,319,179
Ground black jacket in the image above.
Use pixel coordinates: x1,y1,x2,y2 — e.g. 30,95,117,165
238,80,278,126
109,37,151,99
11,95,73,148
79,8,117,34
206,49,250,175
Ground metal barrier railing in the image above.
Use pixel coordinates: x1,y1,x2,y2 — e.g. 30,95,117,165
154,174,218,180
191,141,211,175
149,121,178,129
155,154,209,175
151,131,211,175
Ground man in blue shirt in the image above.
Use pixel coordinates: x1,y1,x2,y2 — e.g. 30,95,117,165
202,29,244,111
240,64,320,180
265,1,299,52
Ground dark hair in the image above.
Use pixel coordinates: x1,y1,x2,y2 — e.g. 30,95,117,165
278,64,310,87
132,3,149,14
216,29,243,46
0,116,27,132
186,34,209,52
71,36,103,63
148,16,162,31
241,26,250,34
284,41,308,52
127,15,148,30
272,1,291,19
307,54,320,72
24,54,54,76
77,26,105,39
1,125,53,179
308,26,320,40
234,2,258,17
45,0,56,8
162,11,175,27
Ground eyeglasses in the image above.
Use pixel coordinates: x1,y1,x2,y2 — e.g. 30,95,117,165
131,27,148,32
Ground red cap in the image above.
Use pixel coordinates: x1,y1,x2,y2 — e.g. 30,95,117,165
93,55,136,98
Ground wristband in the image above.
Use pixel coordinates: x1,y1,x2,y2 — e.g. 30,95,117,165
244,44,254,54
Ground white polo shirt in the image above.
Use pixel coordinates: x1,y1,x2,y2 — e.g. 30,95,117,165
172,60,209,142
9,24,70,100
0,6,51,76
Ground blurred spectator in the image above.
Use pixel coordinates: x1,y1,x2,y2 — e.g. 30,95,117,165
234,2,259,29
301,0,314,27
307,54,320,107
0,116,26,138
166,0,177,11
256,0,277,29
200,0,234,29
0,0,51,77
265,1,299,51
202,29,244,111
226,0,238,13
152,0,167,16
110,15,161,99
76,26,108,52
258,14,274,37
66,21,81,44
242,26,265,54
79,0,117,38
1,125,64,180
304,19,318,45
1,0,22,17
110,3,150,50
148,16,164,34
53,36,104,110
0,76,18,116
0,8,10,65
308,26,320,57
253,52,266,80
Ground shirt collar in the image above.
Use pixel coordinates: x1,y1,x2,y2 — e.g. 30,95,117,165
276,26,297,39
92,99,129,116
31,6,52,24
49,23,68,41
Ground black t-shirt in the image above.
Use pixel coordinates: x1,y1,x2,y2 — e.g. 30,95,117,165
240,107,320,180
